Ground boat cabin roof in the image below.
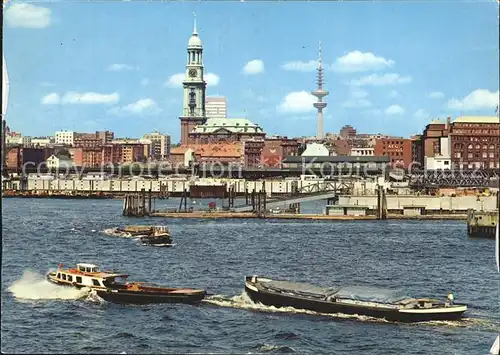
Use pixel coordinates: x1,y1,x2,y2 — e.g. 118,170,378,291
77,263,100,271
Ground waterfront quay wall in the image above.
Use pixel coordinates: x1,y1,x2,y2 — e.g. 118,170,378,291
17,177,382,196
338,195,498,212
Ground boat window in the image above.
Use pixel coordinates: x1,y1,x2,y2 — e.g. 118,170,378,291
67,275,73,282
92,279,101,287
79,266,85,272
76,276,82,283
57,273,61,279
62,274,67,280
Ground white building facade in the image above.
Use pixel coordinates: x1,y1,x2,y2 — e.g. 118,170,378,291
55,131,75,145
142,131,171,160
6,134,31,147
205,97,227,119
424,136,451,170
46,155,73,169
301,143,330,156
350,147,374,156
31,137,54,147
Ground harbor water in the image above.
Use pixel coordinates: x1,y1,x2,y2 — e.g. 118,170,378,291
1,198,499,354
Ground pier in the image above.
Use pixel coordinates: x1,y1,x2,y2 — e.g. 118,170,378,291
467,210,499,239
122,189,153,217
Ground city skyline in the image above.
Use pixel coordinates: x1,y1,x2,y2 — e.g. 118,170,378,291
3,1,499,142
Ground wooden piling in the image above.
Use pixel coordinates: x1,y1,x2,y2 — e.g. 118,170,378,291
148,189,152,215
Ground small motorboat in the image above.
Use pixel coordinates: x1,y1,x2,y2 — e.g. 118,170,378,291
244,276,467,322
139,226,172,247
46,263,206,304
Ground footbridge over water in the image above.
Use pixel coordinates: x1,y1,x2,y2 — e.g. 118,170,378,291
232,181,352,213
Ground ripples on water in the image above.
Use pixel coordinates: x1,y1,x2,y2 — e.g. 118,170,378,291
1,198,499,354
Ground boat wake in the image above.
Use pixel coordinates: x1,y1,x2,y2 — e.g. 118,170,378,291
102,228,137,238
204,292,497,329
250,344,296,353
203,292,389,324
413,317,500,331
8,270,92,301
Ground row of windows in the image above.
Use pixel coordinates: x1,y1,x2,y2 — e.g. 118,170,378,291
452,136,500,143
454,152,497,158
458,162,500,169
452,129,499,135
454,144,497,150
382,151,405,156
56,273,101,286
382,140,405,145
56,272,82,283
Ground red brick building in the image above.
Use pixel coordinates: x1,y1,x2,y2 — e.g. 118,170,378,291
410,135,424,169
74,133,102,148
6,147,47,169
374,138,412,168
73,147,103,168
449,116,500,169
73,143,146,167
171,143,245,167
73,131,114,148
339,125,357,139
422,119,450,162
261,136,299,167
329,138,351,156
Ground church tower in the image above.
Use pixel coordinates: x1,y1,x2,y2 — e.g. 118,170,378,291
179,14,207,146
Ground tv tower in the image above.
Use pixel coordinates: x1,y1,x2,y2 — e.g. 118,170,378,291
311,41,329,140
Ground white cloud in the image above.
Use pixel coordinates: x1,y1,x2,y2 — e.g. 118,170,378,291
41,93,60,105
414,109,429,119
107,64,135,72
282,60,318,72
108,98,161,116
350,73,412,87
389,90,399,98
428,91,445,99
447,89,499,110
61,91,120,104
140,78,150,86
165,72,220,88
278,91,317,113
165,73,185,88
332,51,394,73
6,3,52,29
204,73,220,86
243,59,265,75
385,104,405,115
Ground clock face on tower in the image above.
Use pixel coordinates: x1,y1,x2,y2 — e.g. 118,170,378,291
189,69,197,78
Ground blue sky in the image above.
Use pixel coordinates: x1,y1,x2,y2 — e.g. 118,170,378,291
4,1,499,143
